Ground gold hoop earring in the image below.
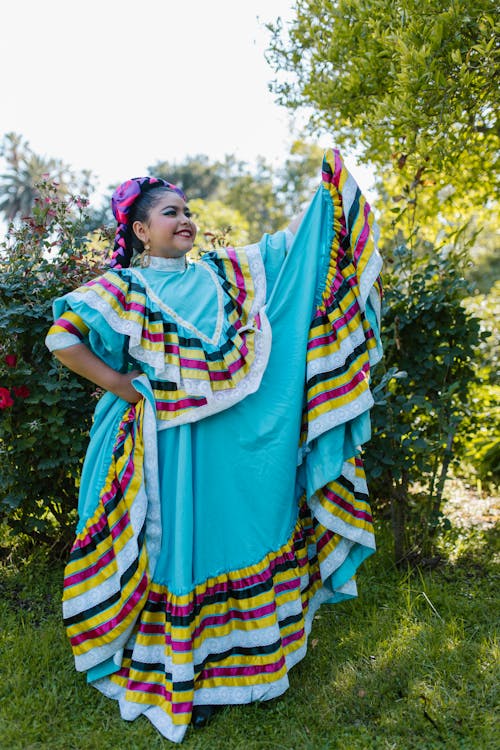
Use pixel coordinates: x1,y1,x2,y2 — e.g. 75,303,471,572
141,243,151,268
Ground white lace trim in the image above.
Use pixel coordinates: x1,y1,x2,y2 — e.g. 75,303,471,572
305,387,374,448
45,331,81,351
146,255,188,272
306,323,367,377
358,246,383,312
67,391,162,672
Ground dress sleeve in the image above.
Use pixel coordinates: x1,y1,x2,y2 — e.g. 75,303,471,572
45,310,90,351
257,229,294,295
45,271,130,373
300,148,383,450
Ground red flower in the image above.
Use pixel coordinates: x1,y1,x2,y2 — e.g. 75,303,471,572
13,385,30,399
4,354,17,368
0,387,14,409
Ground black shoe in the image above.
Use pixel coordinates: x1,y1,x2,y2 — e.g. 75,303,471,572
191,704,221,729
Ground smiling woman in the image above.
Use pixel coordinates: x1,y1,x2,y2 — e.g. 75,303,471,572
132,194,197,259
44,151,383,743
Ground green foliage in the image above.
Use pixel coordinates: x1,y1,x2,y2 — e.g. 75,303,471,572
0,132,93,222
149,153,226,201
365,238,487,562
0,181,107,547
189,198,250,250
268,0,499,215
456,282,500,485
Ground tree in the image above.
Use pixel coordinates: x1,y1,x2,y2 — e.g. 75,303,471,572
0,132,93,222
148,153,225,201
0,179,106,550
267,0,499,213
189,198,250,250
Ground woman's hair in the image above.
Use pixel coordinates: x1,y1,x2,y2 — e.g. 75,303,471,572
126,186,176,257
109,177,186,269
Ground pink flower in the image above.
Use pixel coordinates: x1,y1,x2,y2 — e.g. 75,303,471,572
13,385,30,399
0,387,14,409
4,354,17,368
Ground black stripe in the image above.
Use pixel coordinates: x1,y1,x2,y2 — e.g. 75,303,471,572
347,188,361,239
194,637,284,672
306,342,368,390
64,534,145,627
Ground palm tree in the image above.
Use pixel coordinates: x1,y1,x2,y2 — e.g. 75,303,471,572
0,132,79,222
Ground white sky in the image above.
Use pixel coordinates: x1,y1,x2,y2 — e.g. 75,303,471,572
1,0,374,201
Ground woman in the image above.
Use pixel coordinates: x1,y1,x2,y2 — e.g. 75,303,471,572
46,149,382,742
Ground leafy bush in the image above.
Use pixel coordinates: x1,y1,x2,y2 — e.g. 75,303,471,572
456,282,500,486
365,240,488,564
0,181,108,550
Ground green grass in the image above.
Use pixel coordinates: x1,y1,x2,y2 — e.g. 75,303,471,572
0,523,498,750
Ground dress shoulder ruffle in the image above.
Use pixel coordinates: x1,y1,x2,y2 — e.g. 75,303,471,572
48,243,272,427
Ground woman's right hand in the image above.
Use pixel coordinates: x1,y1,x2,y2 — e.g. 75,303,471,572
114,370,145,403
52,344,145,404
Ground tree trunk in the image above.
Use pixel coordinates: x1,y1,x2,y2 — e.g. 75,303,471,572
391,472,408,565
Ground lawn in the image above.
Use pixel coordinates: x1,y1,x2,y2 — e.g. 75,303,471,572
0,497,498,750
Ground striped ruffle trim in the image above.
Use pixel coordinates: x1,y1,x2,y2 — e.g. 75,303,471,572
63,399,156,671
62,435,374,742
47,244,273,427
301,149,383,447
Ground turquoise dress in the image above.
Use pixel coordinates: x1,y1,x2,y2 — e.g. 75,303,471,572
46,150,383,742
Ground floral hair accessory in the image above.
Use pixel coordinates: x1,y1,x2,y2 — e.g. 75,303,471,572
109,177,186,269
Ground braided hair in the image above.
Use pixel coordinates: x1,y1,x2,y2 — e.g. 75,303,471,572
109,177,187,269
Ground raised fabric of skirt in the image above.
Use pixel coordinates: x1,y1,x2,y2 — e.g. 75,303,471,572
49,150,383,742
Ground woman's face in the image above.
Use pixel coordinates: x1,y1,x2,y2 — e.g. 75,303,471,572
133,192,197,258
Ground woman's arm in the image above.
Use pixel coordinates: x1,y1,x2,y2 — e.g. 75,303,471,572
287,206,308,236
53,343,143,403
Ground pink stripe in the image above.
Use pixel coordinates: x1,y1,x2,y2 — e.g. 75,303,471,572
101,480,119,507
307,365,369,410
353,203,371,263
201,655,285,680
88,277,127,307
165,343,180,355
333,150,343,187
156,396,207,411
71,512,107,551
227,247,247,308
118,455,136,494
193,602,277,638
307,300,361,350
139,623,165,636
141,329,164,343
180,357,209,371
70,574,148,646
127,680,172,699
323,486,372,523
64,547,115,587
316,528,335,554
110,512,130,541
54,318,84,338
322,270,360,310
128,301,147,314
282,629,305,648
274,577,300,596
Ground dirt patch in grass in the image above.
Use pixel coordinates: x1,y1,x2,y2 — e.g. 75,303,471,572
444,477,499,531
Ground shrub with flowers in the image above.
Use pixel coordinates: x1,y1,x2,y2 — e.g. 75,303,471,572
0,179,110,550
